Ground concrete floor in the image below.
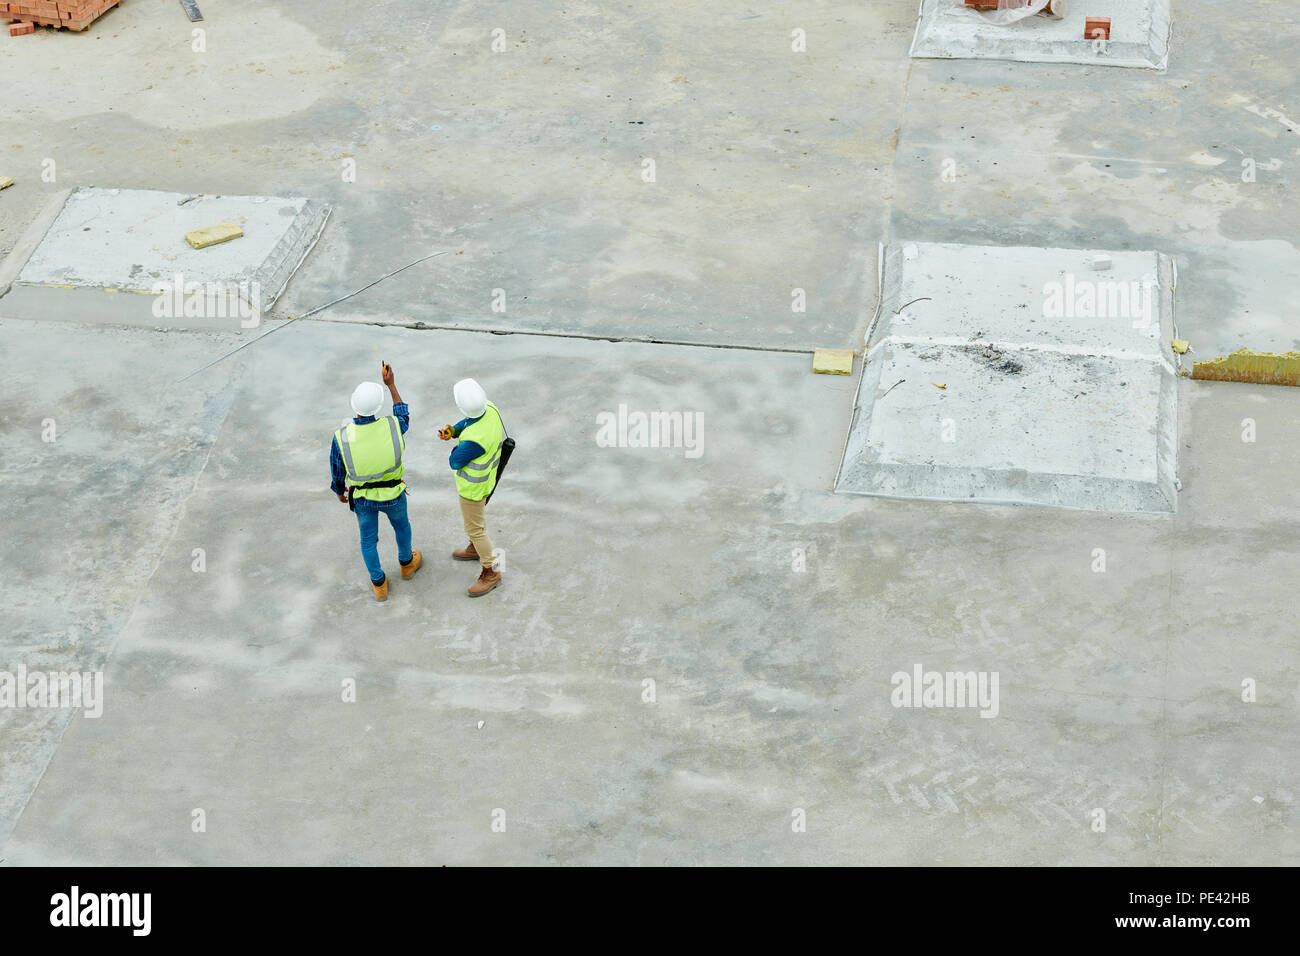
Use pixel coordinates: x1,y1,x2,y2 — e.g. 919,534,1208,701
0,0,1297,865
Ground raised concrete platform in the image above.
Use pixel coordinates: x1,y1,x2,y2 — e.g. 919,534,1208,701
836,241,1179,513
0,187,329,331
910,0,1172,70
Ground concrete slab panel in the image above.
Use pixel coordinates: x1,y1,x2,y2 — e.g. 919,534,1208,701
1,187,329,330
836,241,1179,512
910,0,1172,70
4,317,1297,865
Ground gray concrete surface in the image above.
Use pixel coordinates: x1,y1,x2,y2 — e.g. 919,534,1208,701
0,0,1297,865
4,187,329,327
14,188,321,295
838,242,1180,512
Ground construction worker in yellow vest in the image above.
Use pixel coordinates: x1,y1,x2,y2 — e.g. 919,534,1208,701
330,364,422,601
440,378,504,597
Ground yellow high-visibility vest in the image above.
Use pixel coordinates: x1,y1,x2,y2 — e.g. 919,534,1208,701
454,402,503,501
335,416,405,502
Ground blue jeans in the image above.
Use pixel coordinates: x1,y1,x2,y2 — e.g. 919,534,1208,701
354,492,413,583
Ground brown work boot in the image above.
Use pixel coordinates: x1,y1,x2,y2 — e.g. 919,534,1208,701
370,575,388,602
452,541,478,561
467,565,501,597
400,549,423,579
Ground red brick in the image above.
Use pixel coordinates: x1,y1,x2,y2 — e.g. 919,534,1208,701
9,19,34,34
1085,16,1111,40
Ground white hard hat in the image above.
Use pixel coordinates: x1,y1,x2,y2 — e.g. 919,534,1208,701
453,378,487,419
350,381,385,417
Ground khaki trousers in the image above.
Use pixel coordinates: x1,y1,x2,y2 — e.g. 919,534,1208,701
459,495,495,568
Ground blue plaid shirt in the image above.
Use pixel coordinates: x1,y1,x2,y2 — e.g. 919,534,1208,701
330,402,410,495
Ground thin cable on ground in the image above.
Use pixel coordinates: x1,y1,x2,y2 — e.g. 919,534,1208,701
176,251,449,382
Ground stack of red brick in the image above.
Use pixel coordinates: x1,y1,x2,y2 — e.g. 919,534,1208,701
4,0,120,34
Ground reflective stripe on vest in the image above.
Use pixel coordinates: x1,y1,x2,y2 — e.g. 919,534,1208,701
455,402,503,500
332,416,403,496
456,448,501,482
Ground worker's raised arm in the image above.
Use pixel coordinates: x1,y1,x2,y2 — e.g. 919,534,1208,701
382,363,409,432
382,362,402,406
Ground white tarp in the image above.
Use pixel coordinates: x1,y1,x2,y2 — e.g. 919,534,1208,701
959,0,1058,27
